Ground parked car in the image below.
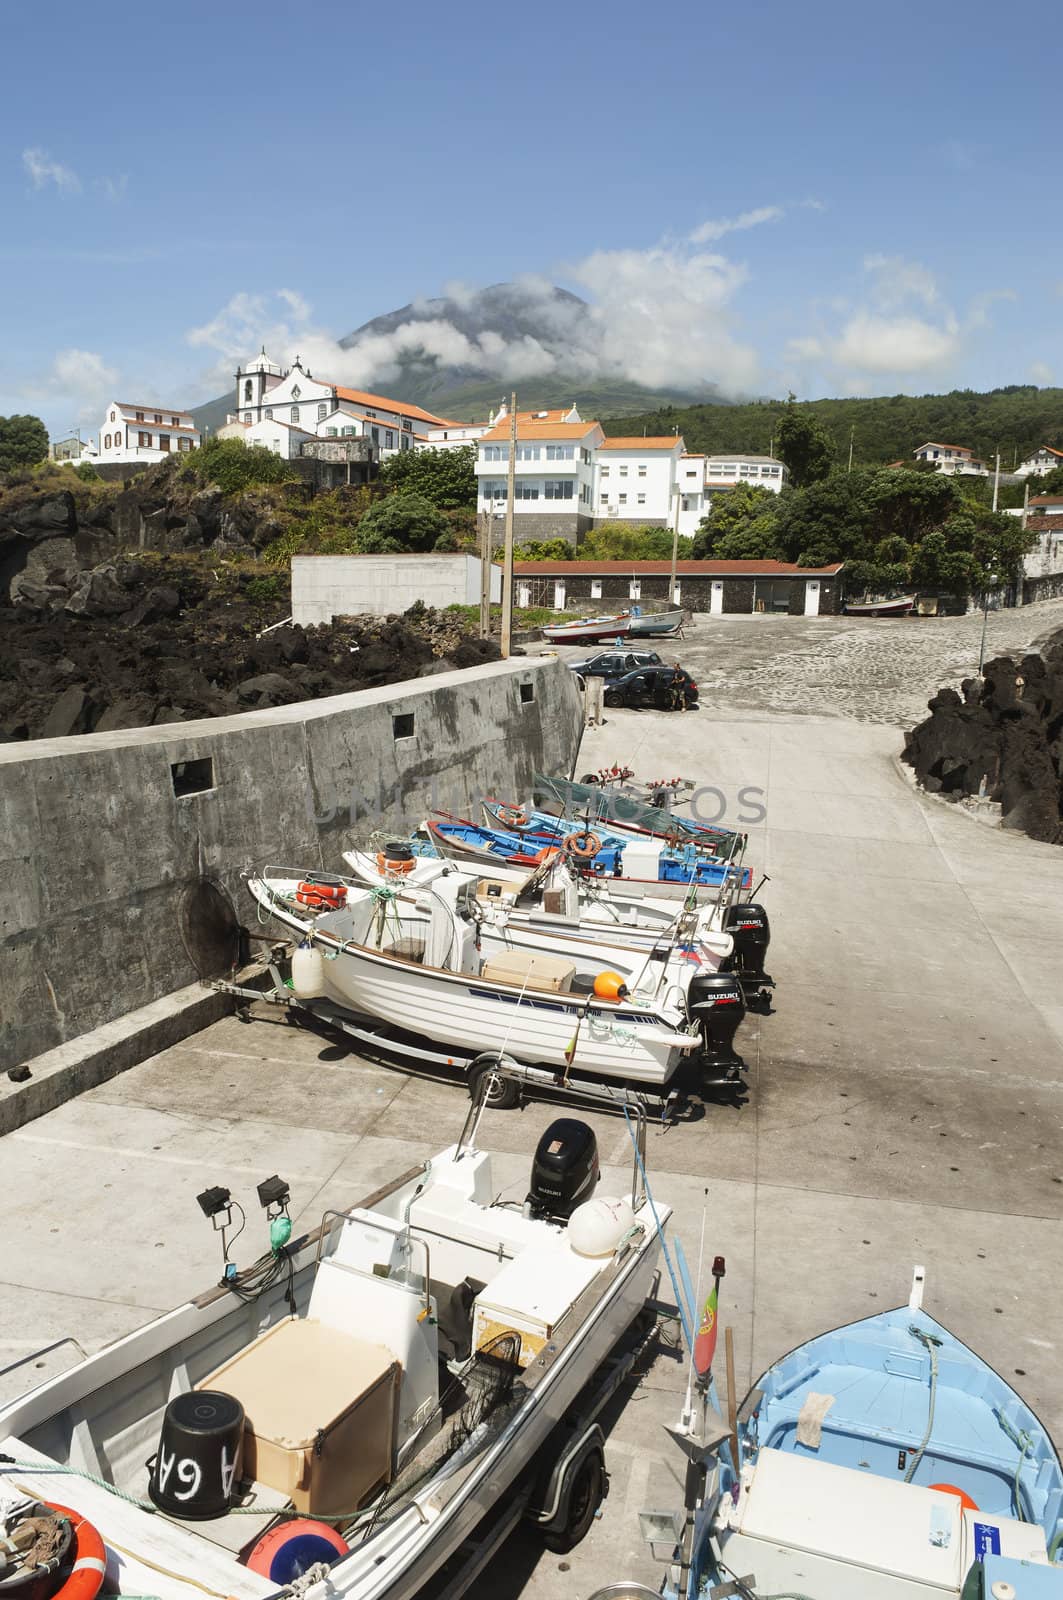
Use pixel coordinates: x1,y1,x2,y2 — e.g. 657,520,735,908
603,665,699,710
569,648,663,681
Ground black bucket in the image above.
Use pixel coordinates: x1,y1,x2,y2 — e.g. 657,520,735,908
148,1390,245,1519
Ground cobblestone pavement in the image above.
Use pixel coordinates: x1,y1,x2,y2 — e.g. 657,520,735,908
540,597,1063,728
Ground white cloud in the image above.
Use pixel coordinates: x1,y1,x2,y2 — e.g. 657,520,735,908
863,253,940,310
22,147,81,193
689,206,783,244
833,310,961,373
20,348,120,428
185,226,766,400
1031,360,1054,385
95,174,128,203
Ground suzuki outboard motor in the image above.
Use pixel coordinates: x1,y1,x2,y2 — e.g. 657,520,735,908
721,902,770,979
686,973,746,1079
526,1118,599,1221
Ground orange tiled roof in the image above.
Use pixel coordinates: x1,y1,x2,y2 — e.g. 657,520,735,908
328,385,455,426
480,419,601,444
514,558,845,576
914,441,971,454
114,403,195,423
597,436,682,452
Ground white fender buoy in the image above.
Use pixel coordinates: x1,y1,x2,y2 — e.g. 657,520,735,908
568,1196,636,1257
291,940,325,999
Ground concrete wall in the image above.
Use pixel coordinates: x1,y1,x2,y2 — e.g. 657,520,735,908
291,553,503,624
0,657,583,1069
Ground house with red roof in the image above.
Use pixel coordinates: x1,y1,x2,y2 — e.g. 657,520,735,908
97,400,200,465
912,441,989,476
1015,445,1063,478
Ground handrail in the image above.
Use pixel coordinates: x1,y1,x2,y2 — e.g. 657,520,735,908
0,1337,88,1382
315,1202,432,1317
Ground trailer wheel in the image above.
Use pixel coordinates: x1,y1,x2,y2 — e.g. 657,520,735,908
468,1058,521,1111
540,1442,606,1552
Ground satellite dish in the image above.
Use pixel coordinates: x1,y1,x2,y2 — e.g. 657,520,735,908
179,878,242,979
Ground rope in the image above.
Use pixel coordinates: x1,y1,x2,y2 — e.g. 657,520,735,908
903,1326,941,1484
622,1104,693,1352
995,1407,1034,1521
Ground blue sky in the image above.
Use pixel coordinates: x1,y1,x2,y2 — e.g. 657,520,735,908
3,0,1062,438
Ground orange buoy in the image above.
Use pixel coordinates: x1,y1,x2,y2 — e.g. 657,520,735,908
376,852,414,875
593,970,630,1001
42,1502,106,1600
930,1483,979,1511
296,877,347,909
563,830,601,861
498,804,528,829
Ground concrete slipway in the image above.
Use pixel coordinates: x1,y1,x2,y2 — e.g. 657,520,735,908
3,607,1063,1599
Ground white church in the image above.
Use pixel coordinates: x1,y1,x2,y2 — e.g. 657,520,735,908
217,350,472,460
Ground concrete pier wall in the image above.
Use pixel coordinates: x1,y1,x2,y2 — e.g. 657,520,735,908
0,657,582,1069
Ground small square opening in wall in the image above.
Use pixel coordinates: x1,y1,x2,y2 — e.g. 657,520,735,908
520,682,535,704
393,712,415,739
171,757,215,797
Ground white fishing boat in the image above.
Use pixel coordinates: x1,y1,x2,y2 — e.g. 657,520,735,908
0,1114,670,1600
627,606,683,638
843,592,916,616
247,869,744,1089
341,847,735,965
542,613,632,644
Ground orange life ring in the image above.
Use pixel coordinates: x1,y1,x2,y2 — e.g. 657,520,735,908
44,1502,106,1600
376,852,414,875
563,830,601,860
497,805,528,829
296,878,347,909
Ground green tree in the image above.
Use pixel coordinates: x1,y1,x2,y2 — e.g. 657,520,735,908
0,414,49,473
864,466,959,541
511,538,575,561
184,436,296,494
773,396,835,487
377,444,477,510
774,470,875,566
692,482,781,559
579,522,692,560
354,491,449,551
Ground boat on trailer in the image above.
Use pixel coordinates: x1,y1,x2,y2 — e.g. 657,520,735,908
247,867,747,1090
843,592,916,616
0,1112,670,1600
541,613,634,644
647,1267,1063,1599
627,606,684,638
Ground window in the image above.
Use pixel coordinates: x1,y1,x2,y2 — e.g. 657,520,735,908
158,435,170,452
365,409,376,418
629,579,642,599
136,411,144,421
171,757,214,797
385,431,394,449
291,406,300,423
638,465,646,477
342,426,356,436
637,493,646,505
686,469,698,477
242,412,252,423
546,444,574,460
154,414,162,424
139,431,151,447
393,713,415,739
110,410,115,421
179,438,192,452
601,466,610,477
371,427,379,444
104,433,111,448
172,416,180,427
761,466,772,476
517,445,540,461
291,384,301,400
769,466,780,476
619,466,628,477
590,579,603,600
326,427,337,437
618,493,627,505
264,407,273,420
519,682,534,704
514,481,539,499
244,381,253,402
402,419,412,432
318,403,328,421
483,444,509,462
544,480,574,499
600,493,608,505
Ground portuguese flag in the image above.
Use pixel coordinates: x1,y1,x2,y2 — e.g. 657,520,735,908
693,1283,718,1380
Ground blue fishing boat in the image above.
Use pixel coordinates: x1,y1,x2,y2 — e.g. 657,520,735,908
655,1268,1063,1599
426,816,751,892
482,798,726,856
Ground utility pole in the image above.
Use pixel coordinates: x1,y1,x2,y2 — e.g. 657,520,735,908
847,425,855,474
992,451,1001,513
500,392,517,659
479,501,493,639
1021,478,1030,531
669,479,682,606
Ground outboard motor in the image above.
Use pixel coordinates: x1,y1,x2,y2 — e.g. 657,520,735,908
720,902,773,1009
148,1390,245,1519
686,973,746,1079
525,1118,599,1221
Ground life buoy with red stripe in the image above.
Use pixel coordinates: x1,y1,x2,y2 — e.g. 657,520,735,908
563,830,601,861
376,852,414,876
296,877,347,909
497,805,528,829
43,1502,107,1600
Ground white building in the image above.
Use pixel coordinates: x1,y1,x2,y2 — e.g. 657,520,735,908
912,441,988,476
475,406,602,540
1015,445,1063,478
243,416,316,459
595,436,684,523
50,433,99,464
673,452,788,536
291,553,501,625
98,401,200,465
419,420,491,452
229,351,457,460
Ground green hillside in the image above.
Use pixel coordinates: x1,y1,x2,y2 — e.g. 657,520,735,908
601,386,1063,467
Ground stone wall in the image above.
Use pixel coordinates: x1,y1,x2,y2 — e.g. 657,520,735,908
0,657,583,1069
509,511,592,546
1024,571,1063,605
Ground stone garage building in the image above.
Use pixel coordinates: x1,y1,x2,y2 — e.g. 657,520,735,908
513,558,846,616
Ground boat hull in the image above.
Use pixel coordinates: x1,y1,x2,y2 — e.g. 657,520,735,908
627,608,683,637
542,614,632,644
843,594,916,616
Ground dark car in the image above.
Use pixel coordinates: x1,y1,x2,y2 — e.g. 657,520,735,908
603,665,699,710
569,648,663,681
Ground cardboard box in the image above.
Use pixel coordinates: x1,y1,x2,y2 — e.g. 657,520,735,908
200,1318,399,1516
480,948,575,993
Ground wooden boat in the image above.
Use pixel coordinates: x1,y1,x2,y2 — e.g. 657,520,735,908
627,606,683,637
542,613,632,644
0,1125,669,1600
653,1269,1063,1599
481,799,737,860
843,592,916,616
530,773,739,851
247,869,742,1088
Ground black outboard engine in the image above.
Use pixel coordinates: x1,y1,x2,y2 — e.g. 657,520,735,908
526,1118,599,1221
686,972,746,1081
720,902,773,1009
